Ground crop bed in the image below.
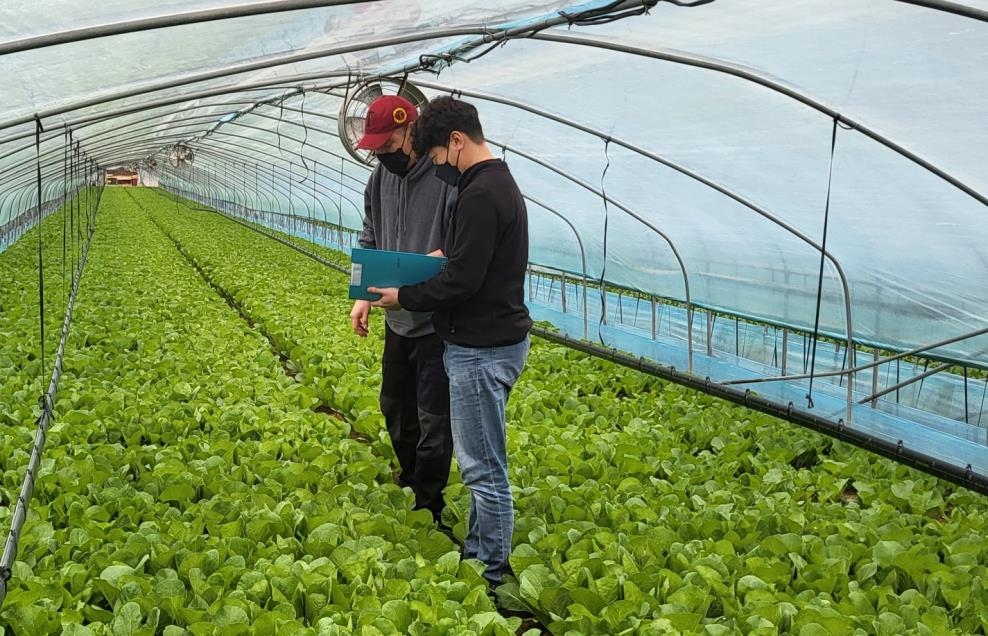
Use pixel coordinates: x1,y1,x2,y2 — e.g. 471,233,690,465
1,188,985,635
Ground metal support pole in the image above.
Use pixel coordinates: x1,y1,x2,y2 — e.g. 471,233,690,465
859,363,951,405
963,366,970,424
561,272,567,313
782,330,790,375
871,348,880,408
651,296,657,340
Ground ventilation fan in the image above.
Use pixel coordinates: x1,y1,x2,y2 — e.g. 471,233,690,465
338,78,428,166
168,143,194,168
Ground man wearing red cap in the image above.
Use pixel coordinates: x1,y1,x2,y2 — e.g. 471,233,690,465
349,94,456,527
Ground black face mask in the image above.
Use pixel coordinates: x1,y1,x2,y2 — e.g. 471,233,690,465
376,149,411,177
433,162,460,187
433,141,461,186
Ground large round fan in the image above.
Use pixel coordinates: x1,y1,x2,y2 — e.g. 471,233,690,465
338,78,428,167
168,143,194,168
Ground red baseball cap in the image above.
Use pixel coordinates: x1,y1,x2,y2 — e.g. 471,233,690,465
355,95,418,151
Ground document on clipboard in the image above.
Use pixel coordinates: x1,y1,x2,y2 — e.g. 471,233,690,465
349,247,447,300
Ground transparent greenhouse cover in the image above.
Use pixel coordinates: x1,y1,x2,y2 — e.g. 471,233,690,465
1,0,986,481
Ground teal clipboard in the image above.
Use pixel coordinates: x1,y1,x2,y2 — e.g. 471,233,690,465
349,247,447,301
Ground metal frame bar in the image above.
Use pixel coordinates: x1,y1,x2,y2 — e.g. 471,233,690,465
159,146,352,221
493,137,692,357
412,79,855,401
528,31,987,208
173,135,364,209
518,194,589,339
722,325,988,386
0,0,369,56
159,186,349,275
152,138,366,222
892,0,988,21
0,184,102,606
0,2,649,134
858,363,952,405
533,327,987,495
0,97,361,186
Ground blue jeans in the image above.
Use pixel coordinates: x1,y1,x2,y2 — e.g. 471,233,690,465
443,336,530,585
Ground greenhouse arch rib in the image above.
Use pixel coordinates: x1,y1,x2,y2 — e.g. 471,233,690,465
158,178,988,495
119,86,697,366
891,0,988,21
155,141,364,217
528,31,988,208
0,0,368,56
0,27,497,134
162,138,593,314
23,64,859,368
413,79,858,416
0,0,658,134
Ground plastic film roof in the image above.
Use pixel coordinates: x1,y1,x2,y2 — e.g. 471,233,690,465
1,1,987,473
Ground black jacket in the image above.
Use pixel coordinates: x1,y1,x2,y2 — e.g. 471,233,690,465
398,159,531,347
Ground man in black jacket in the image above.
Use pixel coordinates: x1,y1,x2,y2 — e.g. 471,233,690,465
370,96,531,588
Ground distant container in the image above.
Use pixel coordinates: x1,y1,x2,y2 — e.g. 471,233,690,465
105,168,138,186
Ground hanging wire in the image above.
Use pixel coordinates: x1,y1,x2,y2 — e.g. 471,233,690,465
0,132,99,609
296,89,311,184
75,141,82,271
276,92,291,165
69,132,76,278
597,137,612,346
338,156,345,243
34,116,46,380
62,129,68,302
559,0,657,26
978,375,987,427
805,117,849,408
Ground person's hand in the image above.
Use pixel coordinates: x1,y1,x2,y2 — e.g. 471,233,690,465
427,249,445,257
368,287,401,310
349,300,371,337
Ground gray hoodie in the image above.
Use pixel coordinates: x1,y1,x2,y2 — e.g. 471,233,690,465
359,156,455,338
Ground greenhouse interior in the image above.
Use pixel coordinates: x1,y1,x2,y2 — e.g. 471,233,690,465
1,0,987,634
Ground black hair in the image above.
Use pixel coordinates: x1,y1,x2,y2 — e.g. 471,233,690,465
411,96,485,156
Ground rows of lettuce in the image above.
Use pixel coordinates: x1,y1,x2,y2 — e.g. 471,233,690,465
142,189,988,635
0,189,522,636
1,192,95,540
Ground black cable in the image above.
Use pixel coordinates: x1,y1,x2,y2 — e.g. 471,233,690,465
35,116,46,381
75,141,82,273
62,130,67,302
297,90,311,184
277,97,287,163
559,0,659,26
597,138,612,347
69,132,75,280
806,118,842,408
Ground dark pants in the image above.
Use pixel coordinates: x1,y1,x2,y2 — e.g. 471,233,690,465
380,324,452,521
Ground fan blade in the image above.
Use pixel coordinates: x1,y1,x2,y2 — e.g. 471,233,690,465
398,82,428,109
344,115,366,141
355,83,385,104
